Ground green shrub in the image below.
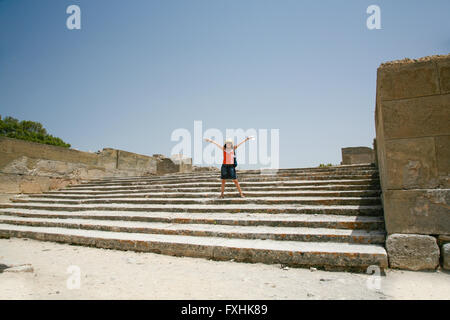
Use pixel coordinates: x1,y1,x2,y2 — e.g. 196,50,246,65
0,115,71,148
318,163,333,168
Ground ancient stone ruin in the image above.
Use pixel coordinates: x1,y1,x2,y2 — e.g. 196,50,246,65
0,164,386,271
0,54,448,272
375,54,449,270
341,147,375,165
0,136,191,194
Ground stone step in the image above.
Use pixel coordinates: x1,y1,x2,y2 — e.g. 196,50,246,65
65,179,380,191
0,203,383,216
80,174,379,185
0,164,385,271
84,165,377,182
180,163,373,172
0,216,386,244
235,163,376,173
0,208,385,230
84,170,379,184
73,174,379,187
11,196,381,206
47,184,381,195
24,190,381,200
0,223,387,271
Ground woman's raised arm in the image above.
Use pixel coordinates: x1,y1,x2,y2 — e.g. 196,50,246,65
204,138,224,150
235,136,255,149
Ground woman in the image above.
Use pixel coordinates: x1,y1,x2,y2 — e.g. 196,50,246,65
204,136,254,198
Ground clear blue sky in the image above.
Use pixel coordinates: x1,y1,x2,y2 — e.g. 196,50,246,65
1,0,449,168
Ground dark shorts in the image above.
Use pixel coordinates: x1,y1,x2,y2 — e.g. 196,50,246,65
221,164,237,180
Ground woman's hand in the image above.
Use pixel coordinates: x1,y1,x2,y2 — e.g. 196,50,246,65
236,136,255,149
204,138,223,150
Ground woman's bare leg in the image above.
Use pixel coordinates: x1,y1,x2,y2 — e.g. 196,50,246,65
233,179,244,197
220,180,226,198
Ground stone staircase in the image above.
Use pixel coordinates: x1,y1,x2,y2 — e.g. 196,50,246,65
0,163,388,271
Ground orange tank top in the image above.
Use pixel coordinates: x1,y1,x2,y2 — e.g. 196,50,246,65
223,148,235,165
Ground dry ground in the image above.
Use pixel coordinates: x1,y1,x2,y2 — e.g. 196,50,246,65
0,238,449,300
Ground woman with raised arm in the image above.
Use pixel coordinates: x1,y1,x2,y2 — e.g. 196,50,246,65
204,136,255,198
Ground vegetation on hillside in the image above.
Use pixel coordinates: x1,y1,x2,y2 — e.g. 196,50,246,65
0,116,71,148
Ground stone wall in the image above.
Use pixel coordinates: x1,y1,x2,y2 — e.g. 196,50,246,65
0,136,189,194
341,147,374,165
375,54,450,270
170,154,193,173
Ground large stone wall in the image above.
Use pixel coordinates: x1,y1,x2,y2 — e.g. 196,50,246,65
375,54,450,270
0,136,189,194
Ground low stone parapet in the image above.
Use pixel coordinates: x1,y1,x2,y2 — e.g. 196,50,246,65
0,136,188,194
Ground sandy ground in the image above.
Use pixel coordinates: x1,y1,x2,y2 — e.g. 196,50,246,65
0,238,449,300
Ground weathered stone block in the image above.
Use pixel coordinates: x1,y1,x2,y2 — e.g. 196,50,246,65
381,94,450,140
384,137,438,189
435,135,450,187
383,189,450,235
442,243,450,270
437,235,450,246
19,180,45,194
0,174,21,193
97,148,118,170
341,147,374,165
156,158,179,175
437,58,450,94
377,61,440,101
386,234,440,270
171,154,193,173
